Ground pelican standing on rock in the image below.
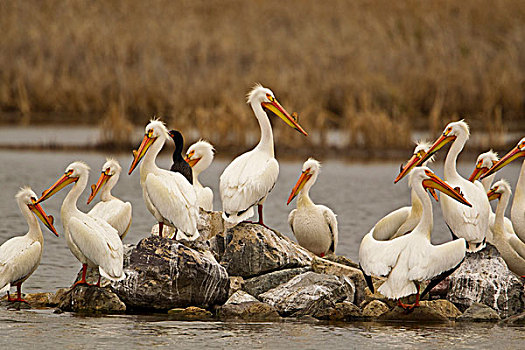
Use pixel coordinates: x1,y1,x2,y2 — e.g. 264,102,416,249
87,159,132,239
129,120,199,240
220,85,308,228
396,120,491,252
0,188,58,302
481,137,525,243
287,158,338,257
185,140,215,211
37,162,124,286
360,167,471,309
487,180,525,276
168,130,193,184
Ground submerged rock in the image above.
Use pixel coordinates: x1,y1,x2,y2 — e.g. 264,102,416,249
217,301,282,321
112,236,229,311
167,306,214,321
457,302,501,322
447,244,525,318
260,271,355,317
500,312,525,325
57,285,126,314
362,300,390,318
243,267,311,298
379,305,449,322
211,223,313,278
315,301,363,321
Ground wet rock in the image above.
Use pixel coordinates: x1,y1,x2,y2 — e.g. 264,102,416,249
362,300,390,318
225,290,258,304
167,306,214,321
324,255,359,269
23,292,55,308
428,278,450,300
315,301,363,321
420,300,462,319
112,236,229,311
197,209,226,241
457,302,501,322
500,312,525,325
260,272,355,317
447,244,525,317
211,223,313,278
379,306,449,322
228,276,244,297
57,285,126,314
218,301,281,321
243,267,311,298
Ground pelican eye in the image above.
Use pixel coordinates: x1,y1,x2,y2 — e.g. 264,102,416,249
147,129,154,138
65,170,74,176
266,93,274,102
477,160,483,168
519,141,525,149
424,169,433,176
444,127,452,136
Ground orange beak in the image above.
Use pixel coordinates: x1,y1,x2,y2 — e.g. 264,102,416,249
287,171,312,205
480,145,525,180
422,171,471,207
261,99,308,136
468,166,488,182
129,133,157,175
37,171,78,204
184,151,200,168
28,200,59,236
87,170,111,204
486,187,501,201
395,154,421,184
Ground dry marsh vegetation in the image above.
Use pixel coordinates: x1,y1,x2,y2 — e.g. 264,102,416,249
1,0,524,152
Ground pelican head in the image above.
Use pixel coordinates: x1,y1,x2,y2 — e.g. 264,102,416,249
394,140,434,183
129,119,169,174
481,137,525,180
185,140,215,173
287,158,320,205
409,166,472,207
87,158,122,204
468,150,499,182
17,187,59,236
37,161,90,204
247,84,308,136
487,179,512,201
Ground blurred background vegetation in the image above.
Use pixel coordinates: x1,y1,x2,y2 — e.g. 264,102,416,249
0,0,524,154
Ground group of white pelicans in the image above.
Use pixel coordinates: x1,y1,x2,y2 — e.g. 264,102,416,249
1,85,524,313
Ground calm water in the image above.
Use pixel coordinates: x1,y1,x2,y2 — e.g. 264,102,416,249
0,147,523,348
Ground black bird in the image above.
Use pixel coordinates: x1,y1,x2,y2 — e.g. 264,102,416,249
168,130,193,184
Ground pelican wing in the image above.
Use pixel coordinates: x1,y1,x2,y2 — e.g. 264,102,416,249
288,209,297,234
145,172,199,236
319,205,338,253
220,151,279,214
0,237,41,290
359,230,409,277
372,206,411,241
89,200,133,238
508,235,525,260
408,238,466,281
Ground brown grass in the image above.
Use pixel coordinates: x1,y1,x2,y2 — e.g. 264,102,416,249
1,0,525,151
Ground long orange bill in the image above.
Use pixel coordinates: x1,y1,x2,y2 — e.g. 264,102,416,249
287,171,312,205
428,188,439,201
422,171,471,207
468,166,487,182
87,171,111,204
395,154,421,184
486,187,501,201
28,200,59,236
37,172,78,204
261,99,308,136
480,146,525,180
129,134,157,175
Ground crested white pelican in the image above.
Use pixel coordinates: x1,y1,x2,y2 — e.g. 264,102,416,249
376,140,435,241
185,140,215,211
481,137,525,243
129,120,199,240
87,159,132,239
360,166,471,309
0,188,58,302
219,85,308,228
37,161,125,286
487,180,525,277
396,120,491,252
287,158,338,257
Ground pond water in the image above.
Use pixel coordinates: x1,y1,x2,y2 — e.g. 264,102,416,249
0,147,523,348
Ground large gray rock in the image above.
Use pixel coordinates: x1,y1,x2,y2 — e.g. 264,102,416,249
500,312,525,325
362,300,390,318
243,267,311,298
112,236,229,311
56,285,126,314
211,223,314,278
217,301,281,321
457,302,500,322
314,301,363,321
260,271,355,317
447,244,525,318
225,290,258,304
379,305,449,322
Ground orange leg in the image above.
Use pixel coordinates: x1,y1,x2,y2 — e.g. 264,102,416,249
72,264,90,288
7,283,28,303
256,205,270,229
95,274,101,287
158,222,164,238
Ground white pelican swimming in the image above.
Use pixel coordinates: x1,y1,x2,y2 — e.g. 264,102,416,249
482,137,525,243
0,188,58,302
360,167,471,309
129,119,199,240
487,180,525,276
185,140,215,211
396,120,491,252
376,141,435,241
37,161,125,286
87,159,132,239
287,158,338,257
220,85,308,228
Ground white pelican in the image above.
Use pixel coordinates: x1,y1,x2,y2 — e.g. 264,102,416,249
396,120,491,252
185,140,215,211
37,161,125,286
287,158,338,257
360,167,471,309
0,188,58,302
220,85,308,228
487,180,525,277
481,137,525,243
376,141,435,241
87,159,132,239
129,119,199,240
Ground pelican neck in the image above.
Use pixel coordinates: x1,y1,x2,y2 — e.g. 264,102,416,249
412,182,433,238
19,200,43,243
100,175,118,202
297,175,317,207
495,189,511,234
444,133,468,180
251,102,274,156
62,175,88,225
141,135,165,175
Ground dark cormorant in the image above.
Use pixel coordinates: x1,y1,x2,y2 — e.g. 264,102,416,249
168,130,193,184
